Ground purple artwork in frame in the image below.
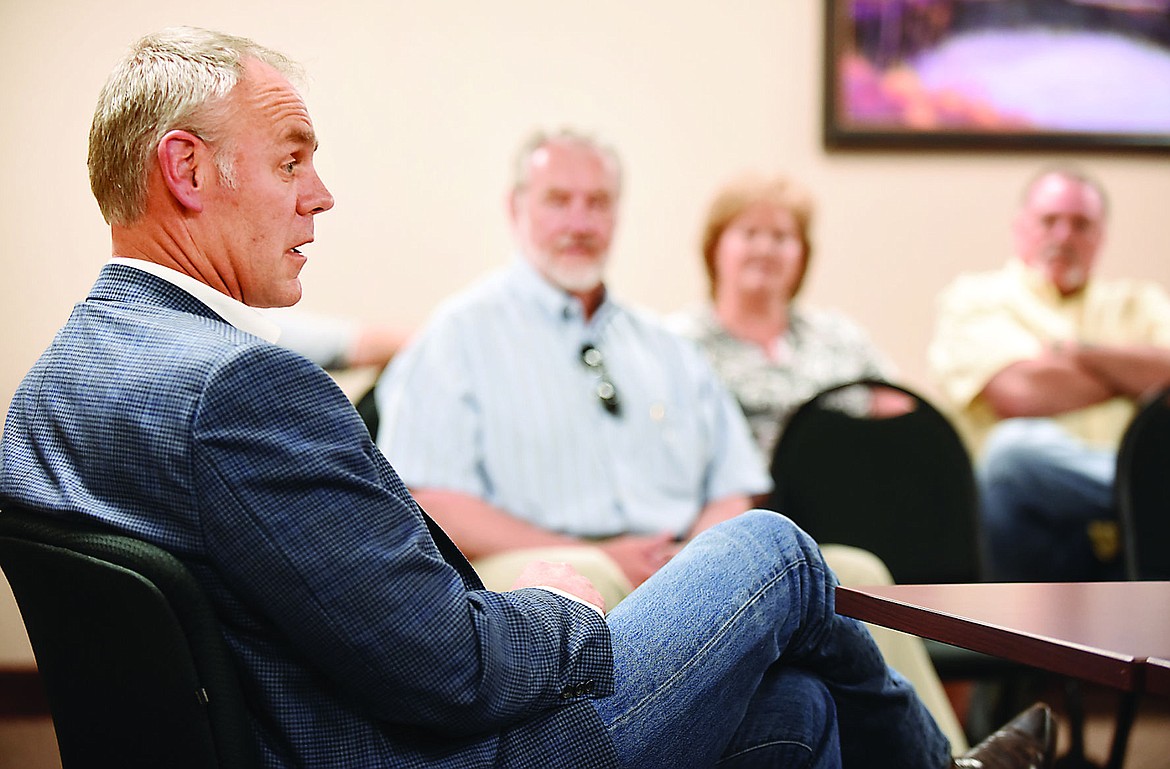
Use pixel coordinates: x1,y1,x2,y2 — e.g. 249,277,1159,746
824,0,1170,151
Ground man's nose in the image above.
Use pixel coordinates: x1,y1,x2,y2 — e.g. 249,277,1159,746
1050,217,1078,240
301,171,335,215
566,201,600,230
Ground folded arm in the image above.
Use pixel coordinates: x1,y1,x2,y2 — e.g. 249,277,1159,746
1074,343,1170,400
980,342,1170,419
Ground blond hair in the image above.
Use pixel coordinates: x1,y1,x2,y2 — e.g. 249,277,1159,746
700,173,814,299
88,27,301,225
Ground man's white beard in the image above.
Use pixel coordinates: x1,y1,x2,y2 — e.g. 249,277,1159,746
546,255,607,294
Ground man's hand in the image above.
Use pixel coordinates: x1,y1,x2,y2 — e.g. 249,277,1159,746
598,532,681,588
511,560,606,614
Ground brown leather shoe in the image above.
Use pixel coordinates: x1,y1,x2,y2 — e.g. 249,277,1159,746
950,703,1055,769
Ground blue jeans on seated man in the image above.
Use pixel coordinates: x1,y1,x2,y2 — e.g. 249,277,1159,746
594,510,950,769
978,418,1119,582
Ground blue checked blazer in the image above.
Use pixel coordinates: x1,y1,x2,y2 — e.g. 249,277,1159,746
1,265,620,768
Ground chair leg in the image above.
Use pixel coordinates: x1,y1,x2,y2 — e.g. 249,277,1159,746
1053,679,1101,769
1066,679,1088,762
1052,680,1141,769
1103,691,1139,769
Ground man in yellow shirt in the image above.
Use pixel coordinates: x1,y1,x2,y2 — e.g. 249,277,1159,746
930,167,1170,581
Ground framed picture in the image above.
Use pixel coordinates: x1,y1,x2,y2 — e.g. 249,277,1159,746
823,0,1170,151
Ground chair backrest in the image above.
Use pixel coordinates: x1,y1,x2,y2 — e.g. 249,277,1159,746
354,384,380,440
1115,384,1170,580
0,506,261,769
767,379,981,585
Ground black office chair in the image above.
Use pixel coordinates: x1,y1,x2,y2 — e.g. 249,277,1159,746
767,380,1027,737
1073,385,1170,769
0,505,261,769
354,384,380,441
768,379,982,586
1115,383,1170,581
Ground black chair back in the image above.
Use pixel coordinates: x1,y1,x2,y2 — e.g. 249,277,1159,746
354,384,380,440
1115,385,1170,580
0,506,261,769
767,379,981,585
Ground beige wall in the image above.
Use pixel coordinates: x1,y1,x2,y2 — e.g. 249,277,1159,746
2,1,1168,662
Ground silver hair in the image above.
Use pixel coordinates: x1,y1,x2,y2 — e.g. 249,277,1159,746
510,128,623,196
1021,165,1109,218
88,27,302,225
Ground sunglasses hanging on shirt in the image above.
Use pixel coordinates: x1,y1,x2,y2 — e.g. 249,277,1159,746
580,343,622,417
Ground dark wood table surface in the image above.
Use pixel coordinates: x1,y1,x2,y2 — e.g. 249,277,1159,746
835,581,1170,692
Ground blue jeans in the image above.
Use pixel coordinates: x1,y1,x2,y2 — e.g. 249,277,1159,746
594,510,950,769
978,418,1117,582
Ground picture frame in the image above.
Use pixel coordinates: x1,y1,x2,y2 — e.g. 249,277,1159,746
823,0,1170,152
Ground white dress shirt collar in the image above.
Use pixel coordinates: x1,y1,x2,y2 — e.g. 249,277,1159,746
109,257,282,343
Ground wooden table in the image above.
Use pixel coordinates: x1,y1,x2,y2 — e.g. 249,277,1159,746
835,581,1170,769
1145,657,1170,698
836,581,1170,690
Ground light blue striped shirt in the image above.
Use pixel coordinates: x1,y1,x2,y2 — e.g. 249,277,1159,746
374,260,771,538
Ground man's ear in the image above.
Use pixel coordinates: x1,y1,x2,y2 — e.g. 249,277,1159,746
157,130,207,213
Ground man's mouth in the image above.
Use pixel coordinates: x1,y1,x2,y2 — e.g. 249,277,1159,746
557,235,600,255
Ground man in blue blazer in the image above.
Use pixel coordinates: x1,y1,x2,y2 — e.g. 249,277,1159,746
0,26,1053,769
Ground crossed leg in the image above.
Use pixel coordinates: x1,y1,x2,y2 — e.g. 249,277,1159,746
595,510,950,769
